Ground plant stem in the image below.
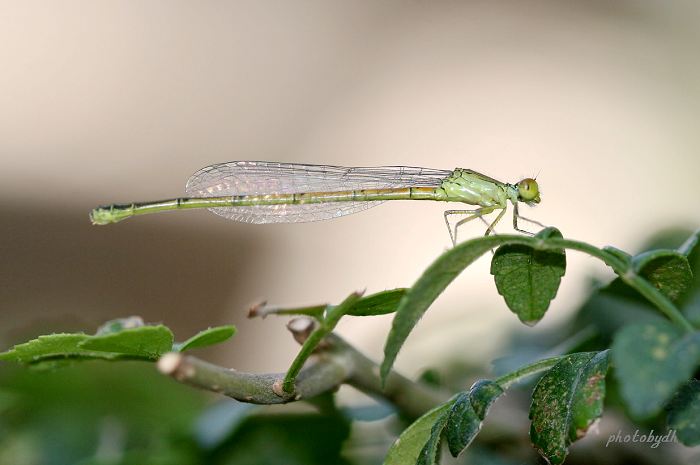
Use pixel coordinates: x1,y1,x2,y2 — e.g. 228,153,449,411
158,333,449,419
494,356,563,389
158,350,350,404
282,291,363,393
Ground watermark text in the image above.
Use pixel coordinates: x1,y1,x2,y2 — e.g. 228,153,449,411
605,429,677,449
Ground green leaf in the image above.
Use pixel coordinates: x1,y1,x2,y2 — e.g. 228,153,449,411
678,228,700,257
249,289,407,320
444,392,477,457
667,379,700,446
79,325,174,359
417,409,450,465
599,234,696,308
529,351,609,465
384,381,504,465
381,228,567,385
445,380,504,457
175,325,237,352
681,229,700,322
381,235,515,384
632,250,693,302
612,322,700,419
467,379,505,420
490,228,566,325
0,333,121,363
383,401,453,465
345,289,407,316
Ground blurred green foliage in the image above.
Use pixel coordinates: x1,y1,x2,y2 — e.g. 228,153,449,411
1,228,698,465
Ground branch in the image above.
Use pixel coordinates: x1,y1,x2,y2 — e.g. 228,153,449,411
158,329,449,419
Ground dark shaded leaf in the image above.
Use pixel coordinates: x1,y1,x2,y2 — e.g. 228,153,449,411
417,410,450,465
445,392,478,456
680,229,700,322
0,362,207,465
490,228,566,325
529,351,609,465
678,228,700,258
468,379,505,420
596,232,696,310
684,292,700,327
176,325,237,352
667,379,700,446
632,250,693,302
204,411,351,465
445,380,504,457
612,322,700,419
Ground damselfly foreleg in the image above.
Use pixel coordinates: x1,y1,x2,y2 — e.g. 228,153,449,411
512,203,546,235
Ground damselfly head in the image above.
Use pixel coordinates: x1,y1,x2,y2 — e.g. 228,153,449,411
517,178,540,204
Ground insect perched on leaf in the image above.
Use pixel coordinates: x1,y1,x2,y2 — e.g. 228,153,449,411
90,161,545,245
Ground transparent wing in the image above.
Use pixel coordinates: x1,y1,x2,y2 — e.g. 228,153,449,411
184,161,451,224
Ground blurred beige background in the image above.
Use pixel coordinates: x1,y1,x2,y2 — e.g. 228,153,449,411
1,1,699,376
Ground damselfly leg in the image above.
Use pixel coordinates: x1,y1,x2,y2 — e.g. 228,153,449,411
444,207,497,246
512,203,546,235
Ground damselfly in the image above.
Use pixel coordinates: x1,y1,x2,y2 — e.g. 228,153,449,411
90,161,544,245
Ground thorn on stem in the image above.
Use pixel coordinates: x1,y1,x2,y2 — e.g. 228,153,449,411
287,317,316,345
157,352,183,375
272,379,286,397
247,301,268,319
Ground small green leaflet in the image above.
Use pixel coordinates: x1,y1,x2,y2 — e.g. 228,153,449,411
0,319,237,365
248,289,407,320
444,380,504,457
0,333,122,364
612,322,700,419
175,326,237,352
529,351,609,465
79,325,174,358
345,289,407,316
491,228,566,325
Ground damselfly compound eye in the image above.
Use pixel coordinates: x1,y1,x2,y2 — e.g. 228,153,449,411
518,178,540,203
